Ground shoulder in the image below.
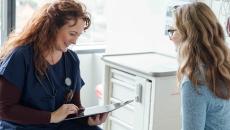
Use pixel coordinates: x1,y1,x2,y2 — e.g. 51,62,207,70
0,44,34,73
13,44,33,58
66,49,80,64
13,44,33,62
180,76,211,99
0,45,32,67
0,45,33,89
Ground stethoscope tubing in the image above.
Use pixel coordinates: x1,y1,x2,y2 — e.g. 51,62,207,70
35,52,73,98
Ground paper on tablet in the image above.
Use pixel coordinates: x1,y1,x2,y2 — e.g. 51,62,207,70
65,99,134,120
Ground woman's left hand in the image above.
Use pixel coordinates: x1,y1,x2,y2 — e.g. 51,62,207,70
88,113,108,126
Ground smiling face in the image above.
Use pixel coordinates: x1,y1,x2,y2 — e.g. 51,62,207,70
55,19,86,52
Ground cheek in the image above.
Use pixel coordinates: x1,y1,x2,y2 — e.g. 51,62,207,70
59,34,69,42
171,37,179,44
171,34,182,45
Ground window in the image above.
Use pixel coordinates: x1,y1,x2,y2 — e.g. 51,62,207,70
205,0,230,37
0,1,2,45
165,0,191,36
15,0,106,45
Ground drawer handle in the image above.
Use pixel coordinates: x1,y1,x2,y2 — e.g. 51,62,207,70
135,84,142,103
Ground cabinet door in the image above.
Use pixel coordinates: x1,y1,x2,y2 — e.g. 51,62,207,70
133,76,151,130
149,76,180,130
106,69,152,130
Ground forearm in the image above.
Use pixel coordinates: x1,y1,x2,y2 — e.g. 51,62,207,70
0,77,51,125
0,105,51,125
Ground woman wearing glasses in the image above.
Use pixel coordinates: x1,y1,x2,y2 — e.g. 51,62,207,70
169,2,230,130
0,0,107,129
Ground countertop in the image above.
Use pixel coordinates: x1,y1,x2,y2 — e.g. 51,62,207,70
101,52,178,77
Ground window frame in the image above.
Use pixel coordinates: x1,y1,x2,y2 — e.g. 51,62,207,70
1,0,105,53
1,0,15,45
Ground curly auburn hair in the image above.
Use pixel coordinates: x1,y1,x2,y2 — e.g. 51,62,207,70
0,0,91,76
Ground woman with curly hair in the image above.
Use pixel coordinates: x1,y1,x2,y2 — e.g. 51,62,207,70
168,2,230,130
0,0,107,129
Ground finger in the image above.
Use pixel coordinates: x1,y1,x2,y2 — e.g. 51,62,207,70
66,104,79,112
68,104,79,109
90,115,99,123
95,114,101,123
73,104,79,110
88,116,95,125
101,113,108,122
89,116,94,121
100,113,108,119
88,116,92,121
67,109,78,115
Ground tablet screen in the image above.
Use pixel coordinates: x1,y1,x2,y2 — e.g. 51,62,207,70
65,99,134,120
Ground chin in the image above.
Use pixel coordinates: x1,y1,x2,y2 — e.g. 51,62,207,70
63,48,68,52
59,46,68,52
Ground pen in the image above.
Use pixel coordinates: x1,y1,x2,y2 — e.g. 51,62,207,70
65,89,74,104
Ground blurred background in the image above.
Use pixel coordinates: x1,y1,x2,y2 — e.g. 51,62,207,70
0,0,230,107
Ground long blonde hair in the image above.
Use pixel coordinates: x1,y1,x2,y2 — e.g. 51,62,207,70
175,2,230,99
0,0,91,76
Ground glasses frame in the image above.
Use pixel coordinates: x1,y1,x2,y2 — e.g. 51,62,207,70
167,29,177,39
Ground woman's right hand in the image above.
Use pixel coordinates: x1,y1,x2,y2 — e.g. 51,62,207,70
50,104,79,123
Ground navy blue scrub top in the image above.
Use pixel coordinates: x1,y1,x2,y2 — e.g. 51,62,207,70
0,44,85,112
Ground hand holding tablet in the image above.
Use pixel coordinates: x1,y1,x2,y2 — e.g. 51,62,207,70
65,99,134,120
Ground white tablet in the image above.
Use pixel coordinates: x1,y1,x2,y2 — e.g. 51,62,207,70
65,99,134,120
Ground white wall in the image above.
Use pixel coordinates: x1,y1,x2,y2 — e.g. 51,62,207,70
104,0,230,56
78,0,230,108
105,0,176,56
78,53,105,107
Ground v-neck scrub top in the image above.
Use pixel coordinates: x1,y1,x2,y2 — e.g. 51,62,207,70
0,44,86,129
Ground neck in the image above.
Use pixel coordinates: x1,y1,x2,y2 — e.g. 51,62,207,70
45,50,63,65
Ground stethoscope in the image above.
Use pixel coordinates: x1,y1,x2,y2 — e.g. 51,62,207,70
35,52,74,103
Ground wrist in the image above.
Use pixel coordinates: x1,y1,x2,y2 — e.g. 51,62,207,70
50,112,55,123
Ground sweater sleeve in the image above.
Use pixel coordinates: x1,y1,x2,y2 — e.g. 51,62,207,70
71,91,88,125
0,76,51,125
181,81,207,130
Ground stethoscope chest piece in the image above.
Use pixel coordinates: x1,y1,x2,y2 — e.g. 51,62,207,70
65,77,72,87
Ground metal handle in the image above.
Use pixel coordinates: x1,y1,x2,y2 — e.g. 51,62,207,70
135,83,142,103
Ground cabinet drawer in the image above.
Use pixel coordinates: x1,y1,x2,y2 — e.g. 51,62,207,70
111,103,134,125
109,116,133,130
111,80,135,101
111,69,135,85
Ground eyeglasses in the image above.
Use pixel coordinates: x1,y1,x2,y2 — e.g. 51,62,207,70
167,29,177,39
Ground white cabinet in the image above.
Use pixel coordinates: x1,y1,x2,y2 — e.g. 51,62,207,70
102,52,180,130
